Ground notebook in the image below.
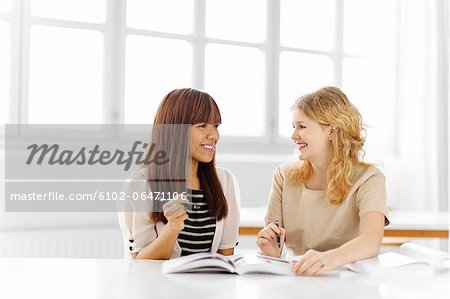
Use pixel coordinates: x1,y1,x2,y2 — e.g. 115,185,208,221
346,242,450,274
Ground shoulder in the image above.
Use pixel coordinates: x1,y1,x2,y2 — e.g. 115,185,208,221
122,167,150,192
215,166,240,200
215,167,240,201
215,166,237,184
277,160,301,172
215,167,240,217
356,164,385,184
127,167,150,180
274,160,303,179
351,164,386,195
215,166,232,177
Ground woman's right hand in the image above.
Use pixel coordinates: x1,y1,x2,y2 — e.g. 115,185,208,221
256,222,286,257
162,198,188,232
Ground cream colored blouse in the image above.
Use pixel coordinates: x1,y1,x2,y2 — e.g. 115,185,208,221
118,167,241,259
265,161,389,256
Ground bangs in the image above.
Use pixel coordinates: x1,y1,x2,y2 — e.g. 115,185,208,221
295,96,326,124
191,95,222,125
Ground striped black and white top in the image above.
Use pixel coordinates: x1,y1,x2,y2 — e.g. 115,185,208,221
178,189,216,256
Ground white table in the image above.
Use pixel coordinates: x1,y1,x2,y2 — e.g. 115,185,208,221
240,207,450,238
0,258,449,299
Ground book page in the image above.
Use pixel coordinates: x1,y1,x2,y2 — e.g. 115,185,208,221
162,253,236,274
399,242,450,266
346,252,429,274
233,254,293,275
286,255,304,263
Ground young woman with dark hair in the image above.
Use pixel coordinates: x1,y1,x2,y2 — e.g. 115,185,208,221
118,88,240,259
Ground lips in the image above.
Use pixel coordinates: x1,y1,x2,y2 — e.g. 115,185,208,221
295,141,307,151
201,144,215,153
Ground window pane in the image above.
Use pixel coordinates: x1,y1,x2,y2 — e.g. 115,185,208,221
30,0,106,23
280,0,335,50
127,0,194,34
206,0,266,43
124,35,192,124
343,0,397,58
0,0,11,12
0,21,10,123
205,44,265,136
279,52,333,137
29,26,103,124
342,57,396,150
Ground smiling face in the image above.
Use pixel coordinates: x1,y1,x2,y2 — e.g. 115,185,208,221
291,107,333,162
191,122,220,164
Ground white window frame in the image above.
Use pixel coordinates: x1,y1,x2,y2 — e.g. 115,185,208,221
1,0,448,163
1,0,449,212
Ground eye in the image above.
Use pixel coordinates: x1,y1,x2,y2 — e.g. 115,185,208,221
197,123,207,128
293,124,306,129
214,124,220,128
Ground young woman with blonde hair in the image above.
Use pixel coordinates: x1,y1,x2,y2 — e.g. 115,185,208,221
257,86,389,276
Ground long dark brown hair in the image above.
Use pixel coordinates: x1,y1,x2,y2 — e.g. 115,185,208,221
149,88,228,224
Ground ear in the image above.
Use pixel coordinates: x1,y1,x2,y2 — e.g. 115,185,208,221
328,125,336,140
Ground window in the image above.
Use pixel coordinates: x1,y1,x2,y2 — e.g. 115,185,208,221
124,36,193,124
278,1,336,139
280,1,334,51
205,0,266,43
279,52,333,137
126,0,194,34
0,0,448,213
28,25,103,124
278,0,399,153
30,0,106,23
123,0,267,137
0,0,11,124
0,20,10,124
204,44,265,136
342,0,398,151
124,0,195,124
0,0,11,12
1,0,106,124
0,0,440,154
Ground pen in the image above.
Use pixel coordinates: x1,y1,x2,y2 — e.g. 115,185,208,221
274,220,281,248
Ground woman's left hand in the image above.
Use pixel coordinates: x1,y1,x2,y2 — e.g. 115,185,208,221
291,249,337,276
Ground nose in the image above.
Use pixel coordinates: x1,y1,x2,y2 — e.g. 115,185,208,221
207,125,219,141
291,127,299,141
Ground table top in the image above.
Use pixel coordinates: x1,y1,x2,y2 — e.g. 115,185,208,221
0,257,449,299
240,207,450,230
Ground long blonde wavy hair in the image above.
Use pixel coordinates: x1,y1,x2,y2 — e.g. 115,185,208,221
289,86,370,204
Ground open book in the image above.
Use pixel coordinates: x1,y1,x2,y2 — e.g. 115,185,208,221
346,242,450,274
162,253,294,275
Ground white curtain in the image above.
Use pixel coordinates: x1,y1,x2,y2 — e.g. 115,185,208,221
386,0,442,211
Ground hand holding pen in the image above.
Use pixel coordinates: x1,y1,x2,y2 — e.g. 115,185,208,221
256,219,286,258
274,220,281,248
